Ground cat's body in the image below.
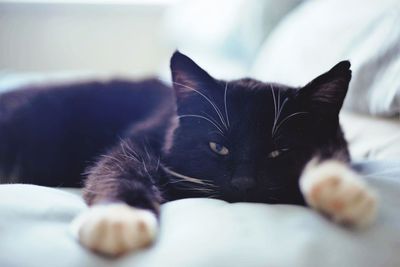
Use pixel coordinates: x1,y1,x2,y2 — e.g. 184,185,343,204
0,52,377,256
0,79,172,187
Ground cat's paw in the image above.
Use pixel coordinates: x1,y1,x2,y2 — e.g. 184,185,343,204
71,203,158,256
300,160,377,227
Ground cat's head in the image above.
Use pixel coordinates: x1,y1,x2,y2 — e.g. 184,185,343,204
163,51,351,204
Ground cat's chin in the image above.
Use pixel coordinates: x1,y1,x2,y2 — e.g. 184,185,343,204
221,187,305,205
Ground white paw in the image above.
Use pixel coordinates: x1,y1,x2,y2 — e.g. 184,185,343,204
71,203,158,256
300,160,378,227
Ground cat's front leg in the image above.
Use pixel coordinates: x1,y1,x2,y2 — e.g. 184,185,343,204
299,159,377,227
71,139,164,256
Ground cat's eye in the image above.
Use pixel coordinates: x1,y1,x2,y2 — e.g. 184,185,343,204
268,148,289,159
209,142,229,156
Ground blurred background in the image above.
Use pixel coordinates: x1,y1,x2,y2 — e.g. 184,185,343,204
0,0,303,78
0,0,399,159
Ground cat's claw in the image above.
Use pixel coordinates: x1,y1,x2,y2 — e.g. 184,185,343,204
300,160,377,227
71,203,158,256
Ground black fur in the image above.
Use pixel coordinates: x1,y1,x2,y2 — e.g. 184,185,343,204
0,52,351,215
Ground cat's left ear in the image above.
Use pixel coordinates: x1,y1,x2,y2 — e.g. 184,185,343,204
297,61,351,115
170,51,216,100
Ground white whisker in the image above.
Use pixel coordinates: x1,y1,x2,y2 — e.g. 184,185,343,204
278,98,289,117
272,112,309,137
270,85,278,135
201,111,225,132
167,184,216,193
179,114,224,133
173,82,228,130
161,165,217,188
224,81,230,128
272,97,289,135
277,89,281,113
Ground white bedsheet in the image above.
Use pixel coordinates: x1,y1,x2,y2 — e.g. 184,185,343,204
0,161,399,267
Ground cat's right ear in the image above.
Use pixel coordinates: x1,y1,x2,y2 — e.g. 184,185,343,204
170,51,215,100
297,61,352,116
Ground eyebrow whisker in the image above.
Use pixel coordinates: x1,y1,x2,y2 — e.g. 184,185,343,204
272,112,309,137
270,85,278,135
173,82,228,130
201,111,226,133
224,81,230,128
178,114,224,134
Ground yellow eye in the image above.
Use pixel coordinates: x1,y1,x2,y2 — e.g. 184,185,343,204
209,142,229,156
268,148,289,159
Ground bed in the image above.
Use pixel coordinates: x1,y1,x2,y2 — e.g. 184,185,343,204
0,161,399,267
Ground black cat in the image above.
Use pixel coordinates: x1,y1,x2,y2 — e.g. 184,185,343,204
0,52,376,256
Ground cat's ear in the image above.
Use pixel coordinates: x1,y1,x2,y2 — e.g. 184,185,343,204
170,51,215,100
297,61,351,115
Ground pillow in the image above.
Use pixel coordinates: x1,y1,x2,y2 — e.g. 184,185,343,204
1,160,400,267
251,0,400,116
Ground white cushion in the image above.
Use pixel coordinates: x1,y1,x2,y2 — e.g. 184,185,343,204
341,111,400,160
251,0,400,116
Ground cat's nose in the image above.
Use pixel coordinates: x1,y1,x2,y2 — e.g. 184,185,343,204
231,177,255,191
